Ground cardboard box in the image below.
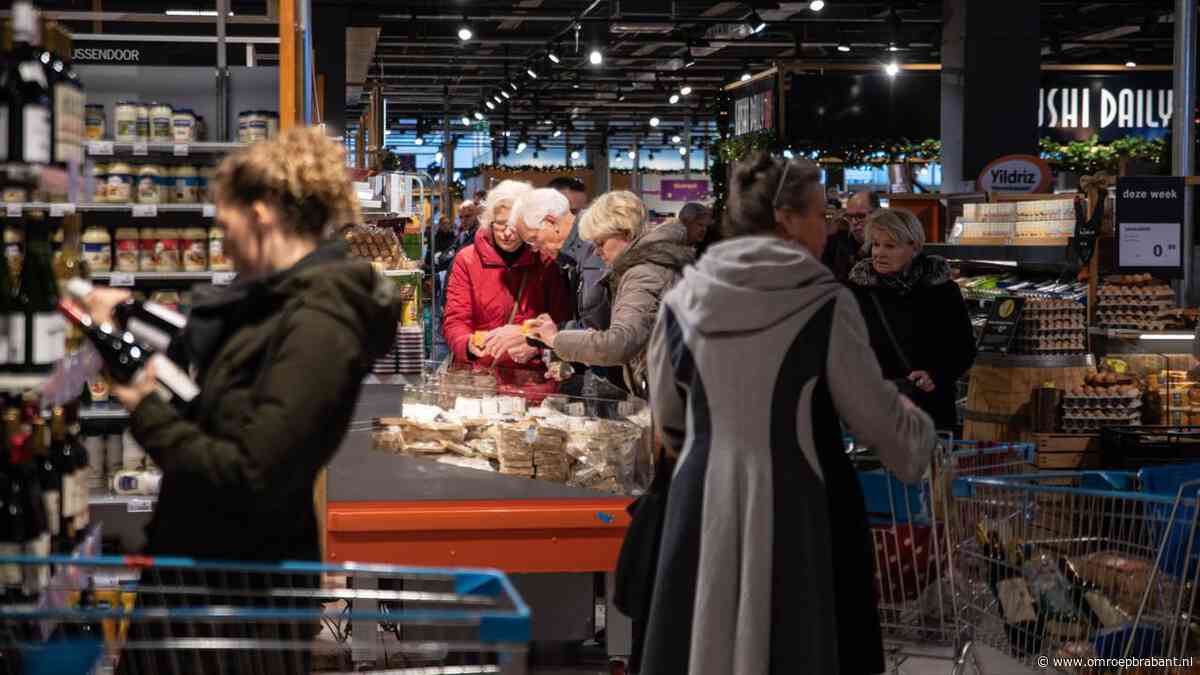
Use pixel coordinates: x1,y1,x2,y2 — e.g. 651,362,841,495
1033,433,1101,469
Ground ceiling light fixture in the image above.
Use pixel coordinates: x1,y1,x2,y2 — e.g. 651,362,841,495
547,48,561,64
474,110,485,120
740,70,752,82
680,84,693,96
457,17,473,42
589,49,603,65
671,135,682,144
669,93,680,104
649,116,660,127
500,90,510,99
837,41,851,53
885,61,900,77
553,129,562,138
165,9,233,16
461,115,472,126
748,11,767,34
678,146,688,156
570,149,581,160
516,141,527,154
414,136,424,146
527,67,538,79
509,81,519,92
617,88,627,102
627,148,637,160
485,101,496,110
810,0,825,11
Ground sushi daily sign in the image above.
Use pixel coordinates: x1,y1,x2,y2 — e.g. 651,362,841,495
976,155,1053,194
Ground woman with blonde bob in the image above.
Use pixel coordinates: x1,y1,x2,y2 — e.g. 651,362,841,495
529,190,693,397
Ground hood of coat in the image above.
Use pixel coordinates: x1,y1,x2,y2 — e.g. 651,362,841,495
185,241,401,372
474,225,537,268
667,235,842,336
610,220,695,283
848,252,952,295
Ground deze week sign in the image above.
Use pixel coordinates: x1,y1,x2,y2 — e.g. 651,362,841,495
976,155,1054,193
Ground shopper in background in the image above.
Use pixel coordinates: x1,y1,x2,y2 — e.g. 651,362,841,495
77,127,402,674
513,187,611,333
640,153,936,675
548,175,589,214
678,202,713,251
528,191,693,399
822,189,880,283
849,208,976,430
441,180,572,369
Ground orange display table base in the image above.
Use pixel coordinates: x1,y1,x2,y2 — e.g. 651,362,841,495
326,498,633,573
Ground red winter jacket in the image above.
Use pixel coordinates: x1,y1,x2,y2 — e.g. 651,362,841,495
443,227,572,367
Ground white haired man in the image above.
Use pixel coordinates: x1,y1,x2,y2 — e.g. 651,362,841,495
512,188,611,334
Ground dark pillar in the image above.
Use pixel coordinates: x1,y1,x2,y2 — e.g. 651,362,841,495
312,4,348,137
941,0,1040,191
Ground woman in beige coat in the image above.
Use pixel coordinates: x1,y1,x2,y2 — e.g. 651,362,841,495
529,190,694,398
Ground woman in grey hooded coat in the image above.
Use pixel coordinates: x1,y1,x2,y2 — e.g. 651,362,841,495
640,154,937,675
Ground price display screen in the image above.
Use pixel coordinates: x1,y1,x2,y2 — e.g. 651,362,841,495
1115,176,1186,277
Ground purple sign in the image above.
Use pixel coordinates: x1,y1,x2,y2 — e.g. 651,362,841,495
660,179,711,202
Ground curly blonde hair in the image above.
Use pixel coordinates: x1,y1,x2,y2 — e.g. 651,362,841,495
212,126,359,237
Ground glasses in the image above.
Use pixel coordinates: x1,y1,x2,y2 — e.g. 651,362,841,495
772,160,793,209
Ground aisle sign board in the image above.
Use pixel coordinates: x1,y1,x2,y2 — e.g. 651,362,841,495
977,297,1026,354
732,76,776,137
976,155,1053,193
1115,176,1185,277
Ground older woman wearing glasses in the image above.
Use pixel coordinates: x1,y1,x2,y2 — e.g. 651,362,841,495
822,190,880,283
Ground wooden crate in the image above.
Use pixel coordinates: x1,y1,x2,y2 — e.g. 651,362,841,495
963,357,1092,442
1032,433,1101,470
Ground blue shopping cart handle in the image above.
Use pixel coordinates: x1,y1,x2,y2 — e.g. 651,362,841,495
953,471,1179,503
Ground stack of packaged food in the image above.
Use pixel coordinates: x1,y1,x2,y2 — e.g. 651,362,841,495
1096,275,1180,332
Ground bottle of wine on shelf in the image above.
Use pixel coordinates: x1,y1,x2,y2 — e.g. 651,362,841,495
2,2,52,166
0,409,23,593
63,404,87,538
6,407,48,596
65,279,185,353
47,25,84,168
58,301,199,404
29,410,61,552
12,213,64,372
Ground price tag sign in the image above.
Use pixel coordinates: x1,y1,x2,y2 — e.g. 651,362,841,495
202,204,216,218
1116,176,1186,277
110,272,136,287
173,144,189,157
213,271,236,286
132,204,157,218
88,141,114,156
132,142,149,156
128,498,154,513
49,203,75,218
5,204,21,218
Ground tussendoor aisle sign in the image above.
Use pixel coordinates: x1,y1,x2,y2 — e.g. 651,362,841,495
1115,176,1186,277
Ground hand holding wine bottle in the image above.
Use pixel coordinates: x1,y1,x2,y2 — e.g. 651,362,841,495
109,359,160,411
71,285,132,327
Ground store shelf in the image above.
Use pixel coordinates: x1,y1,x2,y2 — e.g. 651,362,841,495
383,269,422,277
80,406,130,422
88,494,156,512
1089,328,1196,341
0,203,215,216
85,141,245,157
0,373,49,393
975,352,1094,368
925,243,1072,266
92,270,235,285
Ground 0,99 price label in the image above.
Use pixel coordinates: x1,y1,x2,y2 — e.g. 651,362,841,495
1118,222,1182,268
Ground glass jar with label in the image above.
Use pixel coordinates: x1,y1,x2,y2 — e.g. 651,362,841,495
134,103,151,141
172,165,201,203
106,161,134,203
149,102,173,142
91,163,109,203
113,101,138,142
136,165,164,204
238,111,269,144
181,227,207,271
85,104,106,140
156,227,181,272
114,226,139,273
4,225,23,282
200,165,216,202
82,226,112,273
139,226,160,272
208,228,231,271
266,111,280,138
172,109,196,142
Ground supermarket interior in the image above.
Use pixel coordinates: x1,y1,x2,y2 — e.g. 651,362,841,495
7,0,1200,674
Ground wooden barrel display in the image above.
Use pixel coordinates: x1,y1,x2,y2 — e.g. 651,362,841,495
963,353,1094,441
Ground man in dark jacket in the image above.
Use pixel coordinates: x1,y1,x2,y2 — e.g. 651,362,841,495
823,190,879,283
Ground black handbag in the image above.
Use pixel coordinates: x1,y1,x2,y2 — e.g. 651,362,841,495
868,293,919,398
613,446,672,622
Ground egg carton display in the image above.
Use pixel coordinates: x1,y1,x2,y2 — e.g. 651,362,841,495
369,392,651,494
1061,372,1143,433
1015,199,1075,222
1012,298,1089,355
1096,275,1180,331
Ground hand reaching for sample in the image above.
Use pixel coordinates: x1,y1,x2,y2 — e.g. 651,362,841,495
908,370,935,393
484,324,526,359
508,344,538,364
528,318,559,348
79,286,132,326
112,360,159,411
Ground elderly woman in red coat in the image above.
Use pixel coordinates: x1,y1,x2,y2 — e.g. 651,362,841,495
442,180,572,379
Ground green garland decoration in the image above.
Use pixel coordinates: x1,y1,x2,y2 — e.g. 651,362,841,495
1038,136,1168,175
711,133,941,166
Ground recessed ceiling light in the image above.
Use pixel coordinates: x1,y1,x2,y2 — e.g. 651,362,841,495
627,149,636,159
461,115,472,126
474,111,485,120
810,0,825,11
457,26,472,41
589,49,603,65
680,85,693,96
570,149,581,160
527,67,538,79
740,71,752,82
885,62,900,77
649,116,660,127
669,93,680,104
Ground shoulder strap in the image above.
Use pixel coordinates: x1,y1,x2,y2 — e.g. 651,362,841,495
507,271,529,324
867,292,913,374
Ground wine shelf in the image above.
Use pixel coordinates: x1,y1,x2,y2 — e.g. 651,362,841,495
0,203,216,216
92,271,236,286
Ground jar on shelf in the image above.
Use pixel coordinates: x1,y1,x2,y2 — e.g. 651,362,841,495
4,225,23,281
91,163,109,203
114,226,139,272
113,101,138,142
134,103,151,142
238,110,268,144
106,161,134,204
137,164,165,204
181,226,207,271
172,109,196,143
208,228,231,271
199,165,216,201
172,165,202,203
156,227,181,272
266,111,279,138
85,104,106,140
139,226,160,272
149,102,173,143
82,225,112,273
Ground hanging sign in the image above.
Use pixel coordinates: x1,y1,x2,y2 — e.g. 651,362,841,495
1039,71,1173,143
1072,196,1102,264
732,75,776,137
976,155,1054,193
1115,176,1185,277
72,41,259,67
977,297,1026,354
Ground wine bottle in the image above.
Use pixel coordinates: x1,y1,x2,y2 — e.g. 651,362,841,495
47,25,83,168
65,279,184,353
3,2,52,166
57,301,198,404
64,404,88,536
46,407,74,550
12,212,64,371
6,418,48,596
0,408,23,591
29,411,60,552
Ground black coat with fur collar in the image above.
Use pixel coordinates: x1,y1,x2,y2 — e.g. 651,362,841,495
849,254,976,429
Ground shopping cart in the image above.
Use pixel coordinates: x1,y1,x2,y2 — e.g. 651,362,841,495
947,469,1200,673
0,554,530,674
851,435,1036,673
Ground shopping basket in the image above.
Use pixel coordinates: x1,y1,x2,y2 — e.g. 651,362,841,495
0,554,531,675
948,469,1200,672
